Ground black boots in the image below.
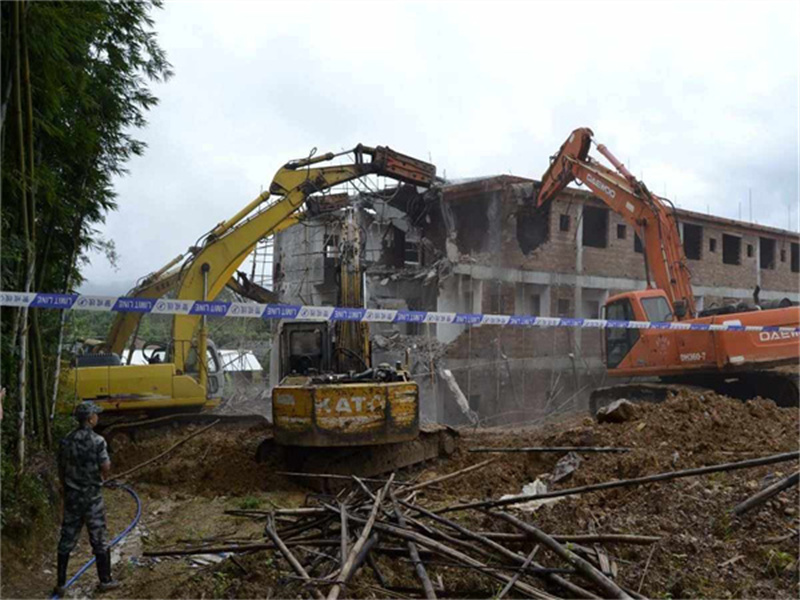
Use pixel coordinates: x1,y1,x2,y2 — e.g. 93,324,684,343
53,552,70,596
95,551,120,591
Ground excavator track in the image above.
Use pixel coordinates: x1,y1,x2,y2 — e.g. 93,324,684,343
590,365,800,414
99,411,271,443
255,424,459,479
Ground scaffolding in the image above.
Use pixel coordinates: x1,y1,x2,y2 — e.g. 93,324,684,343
249,235,274,290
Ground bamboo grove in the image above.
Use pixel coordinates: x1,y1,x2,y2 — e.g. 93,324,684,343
0,1,171,470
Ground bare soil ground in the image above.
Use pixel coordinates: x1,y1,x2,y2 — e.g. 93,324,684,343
2,391,798,599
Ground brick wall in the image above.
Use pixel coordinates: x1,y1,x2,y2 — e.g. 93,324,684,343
439,179,799,295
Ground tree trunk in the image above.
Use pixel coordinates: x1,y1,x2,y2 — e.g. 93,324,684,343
29,328,40,440
51,217,83,420
32,310,50,444
13,0,30,469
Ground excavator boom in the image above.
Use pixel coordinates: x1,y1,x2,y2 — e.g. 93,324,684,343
537,128,695,318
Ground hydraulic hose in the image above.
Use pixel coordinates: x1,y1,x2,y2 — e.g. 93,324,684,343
51,484,142,599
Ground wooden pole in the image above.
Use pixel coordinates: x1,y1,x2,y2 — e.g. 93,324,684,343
364,520,557,600
453,531,660,545
732,471,799,516
469,446,631,454
265,515,325,600
490,511,632,599
327,474,394,600
442,451,800,513
398,458,495,494
496,546,539,600
339,503,348,566
389,488,437,599
400,498,598,600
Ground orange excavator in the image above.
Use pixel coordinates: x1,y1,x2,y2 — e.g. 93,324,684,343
535,128,800,407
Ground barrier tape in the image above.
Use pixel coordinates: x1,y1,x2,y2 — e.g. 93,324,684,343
1,291,798,334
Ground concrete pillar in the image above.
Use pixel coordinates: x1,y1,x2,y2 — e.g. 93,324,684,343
756,239,761,288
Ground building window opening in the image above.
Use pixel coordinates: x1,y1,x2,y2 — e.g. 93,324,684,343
616,224,627,240
722,234,741,265
582,300,600,319
489,287,502,314
582,206,608,248
792,243,799,273
781,249,786,262
404,240,420,266
559,214,571,232
709,238,717,253
683,223,703,260
759,237,776,270
528,294,541,316
634,233,643,254
746,244,754,258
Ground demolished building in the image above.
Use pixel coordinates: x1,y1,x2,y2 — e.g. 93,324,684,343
267,176,800,426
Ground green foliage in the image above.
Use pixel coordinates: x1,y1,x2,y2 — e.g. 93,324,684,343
764,548,795,577
212,571,231,597
238,496,263,510
0,445,56,536
1,0,172,462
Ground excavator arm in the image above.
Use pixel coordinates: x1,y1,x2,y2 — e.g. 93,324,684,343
536,128,695,319
105,265,280,358
171,144,436,374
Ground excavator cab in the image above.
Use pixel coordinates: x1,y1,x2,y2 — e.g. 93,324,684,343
279,322,332,377
603,295,640,369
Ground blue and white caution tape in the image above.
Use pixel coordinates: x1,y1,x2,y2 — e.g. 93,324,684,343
1,291,798,334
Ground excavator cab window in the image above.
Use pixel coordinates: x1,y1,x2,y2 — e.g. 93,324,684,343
280,323,331,377
604,298,640,369
640,296,673,322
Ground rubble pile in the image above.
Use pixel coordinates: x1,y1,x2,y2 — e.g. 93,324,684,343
97,389,798,599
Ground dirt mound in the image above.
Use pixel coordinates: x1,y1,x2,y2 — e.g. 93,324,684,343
108,421,290,496
426,391,798,500
414,391,799,599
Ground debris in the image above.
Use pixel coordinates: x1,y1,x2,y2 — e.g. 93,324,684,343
188,553,228,567
499,478,564,513
439,368,479,425
732,471,800,516
637,544,657,593
441,451,800,513
399,458,495,494
264,514,325,600
469,446,631,454
718,555,745,568
490,511,632,599
596,399,637,424
552,452,583,483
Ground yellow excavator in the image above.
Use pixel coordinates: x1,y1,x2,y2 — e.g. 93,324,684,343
66,144,455,473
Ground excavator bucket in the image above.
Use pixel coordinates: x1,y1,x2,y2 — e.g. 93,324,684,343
371,146,437,187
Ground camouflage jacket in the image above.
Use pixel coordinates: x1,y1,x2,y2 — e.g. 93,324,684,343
59,426,110,495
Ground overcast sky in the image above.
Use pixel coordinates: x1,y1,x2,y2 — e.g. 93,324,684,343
82,0,799,293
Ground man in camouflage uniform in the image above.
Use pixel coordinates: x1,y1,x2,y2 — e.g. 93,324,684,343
55,401,119,595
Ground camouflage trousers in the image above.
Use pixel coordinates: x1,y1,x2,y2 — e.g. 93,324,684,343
57,489,108,555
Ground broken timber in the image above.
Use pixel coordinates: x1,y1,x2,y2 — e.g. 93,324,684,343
441,451,800,512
